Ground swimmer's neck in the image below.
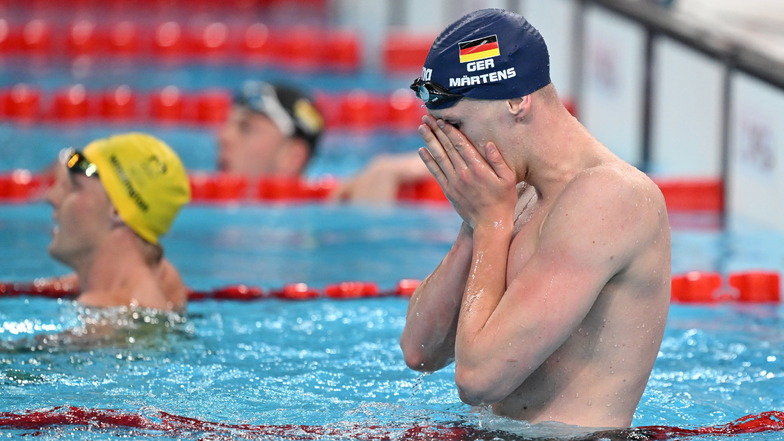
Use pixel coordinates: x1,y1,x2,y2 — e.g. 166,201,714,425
75,229,169,310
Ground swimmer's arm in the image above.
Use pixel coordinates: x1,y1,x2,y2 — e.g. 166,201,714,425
329,153,430,203
404,116,518,373
400,221,473,372
453,173,635,405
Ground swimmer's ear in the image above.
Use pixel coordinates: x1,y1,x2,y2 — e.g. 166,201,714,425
277,137,310,176
109,207,125,227
506,95,532,122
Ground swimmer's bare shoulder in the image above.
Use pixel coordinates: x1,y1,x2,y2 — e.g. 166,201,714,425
158,259,188,312
493,161,670,426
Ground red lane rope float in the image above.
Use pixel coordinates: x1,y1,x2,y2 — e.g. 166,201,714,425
0,170,47,202
671,270,781,303
0,85,427,130
187,174,343,202
1,83,41,122
272,282,321,300
0,18,360,72
0,280,421,302
382,32,438,74
324,281,380,299
653,177,723,213
635,411,784,440
195,280,417,301
0,280,78,299
0,171,446,204
0,406,492,440
0,407,782,440
0,168,721,213
0,170,727,210
3,272,781,304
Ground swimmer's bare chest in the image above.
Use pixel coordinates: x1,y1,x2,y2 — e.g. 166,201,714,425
508,188,546,279
499,189,608,421
493,188,652,425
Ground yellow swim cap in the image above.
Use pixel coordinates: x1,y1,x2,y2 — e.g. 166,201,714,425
83,132,190,245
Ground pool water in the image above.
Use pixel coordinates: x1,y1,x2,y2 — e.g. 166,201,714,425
1,8,783,437
0,202,783,440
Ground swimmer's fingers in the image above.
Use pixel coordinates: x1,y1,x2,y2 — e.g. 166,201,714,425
433,119,479,172
418,146,447,185
435,120,511,184
417,117,455,175
483,141,515,183
326,179,352,203
421,116,471,172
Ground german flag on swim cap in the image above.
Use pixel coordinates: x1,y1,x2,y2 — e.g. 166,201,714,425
83,133,190,245
419,8,550,107
458,35,500,63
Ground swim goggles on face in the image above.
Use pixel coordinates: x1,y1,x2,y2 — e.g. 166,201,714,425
65,148,99,178
234,80,296,137
410,78,464,108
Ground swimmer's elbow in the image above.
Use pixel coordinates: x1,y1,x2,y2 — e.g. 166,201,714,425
400,341,451,373
454,364,505,406
403,351,429,372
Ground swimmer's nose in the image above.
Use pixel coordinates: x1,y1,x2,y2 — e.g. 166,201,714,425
217,121,232,149
43,179,62,208
216,134,231,170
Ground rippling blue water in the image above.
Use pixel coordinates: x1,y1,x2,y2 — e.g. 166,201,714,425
1,6,782,437
1,203,783,440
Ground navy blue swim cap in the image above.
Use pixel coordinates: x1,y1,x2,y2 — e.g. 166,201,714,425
414,8,550,109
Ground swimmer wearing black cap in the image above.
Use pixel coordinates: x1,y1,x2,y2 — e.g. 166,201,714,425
400,8,671,430
218,80,324,180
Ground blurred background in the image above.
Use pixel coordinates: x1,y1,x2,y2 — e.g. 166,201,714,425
0,0,783,234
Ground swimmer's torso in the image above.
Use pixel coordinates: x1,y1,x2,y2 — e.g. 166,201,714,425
498,166,671,427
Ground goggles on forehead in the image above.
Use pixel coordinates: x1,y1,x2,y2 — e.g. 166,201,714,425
410,77,464,109
65,148,99,178
234,81,296,137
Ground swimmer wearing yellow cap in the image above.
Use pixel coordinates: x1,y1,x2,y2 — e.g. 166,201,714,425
46,132,191,312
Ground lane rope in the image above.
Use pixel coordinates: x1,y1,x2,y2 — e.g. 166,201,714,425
0,406,782,440
1,272,780,304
